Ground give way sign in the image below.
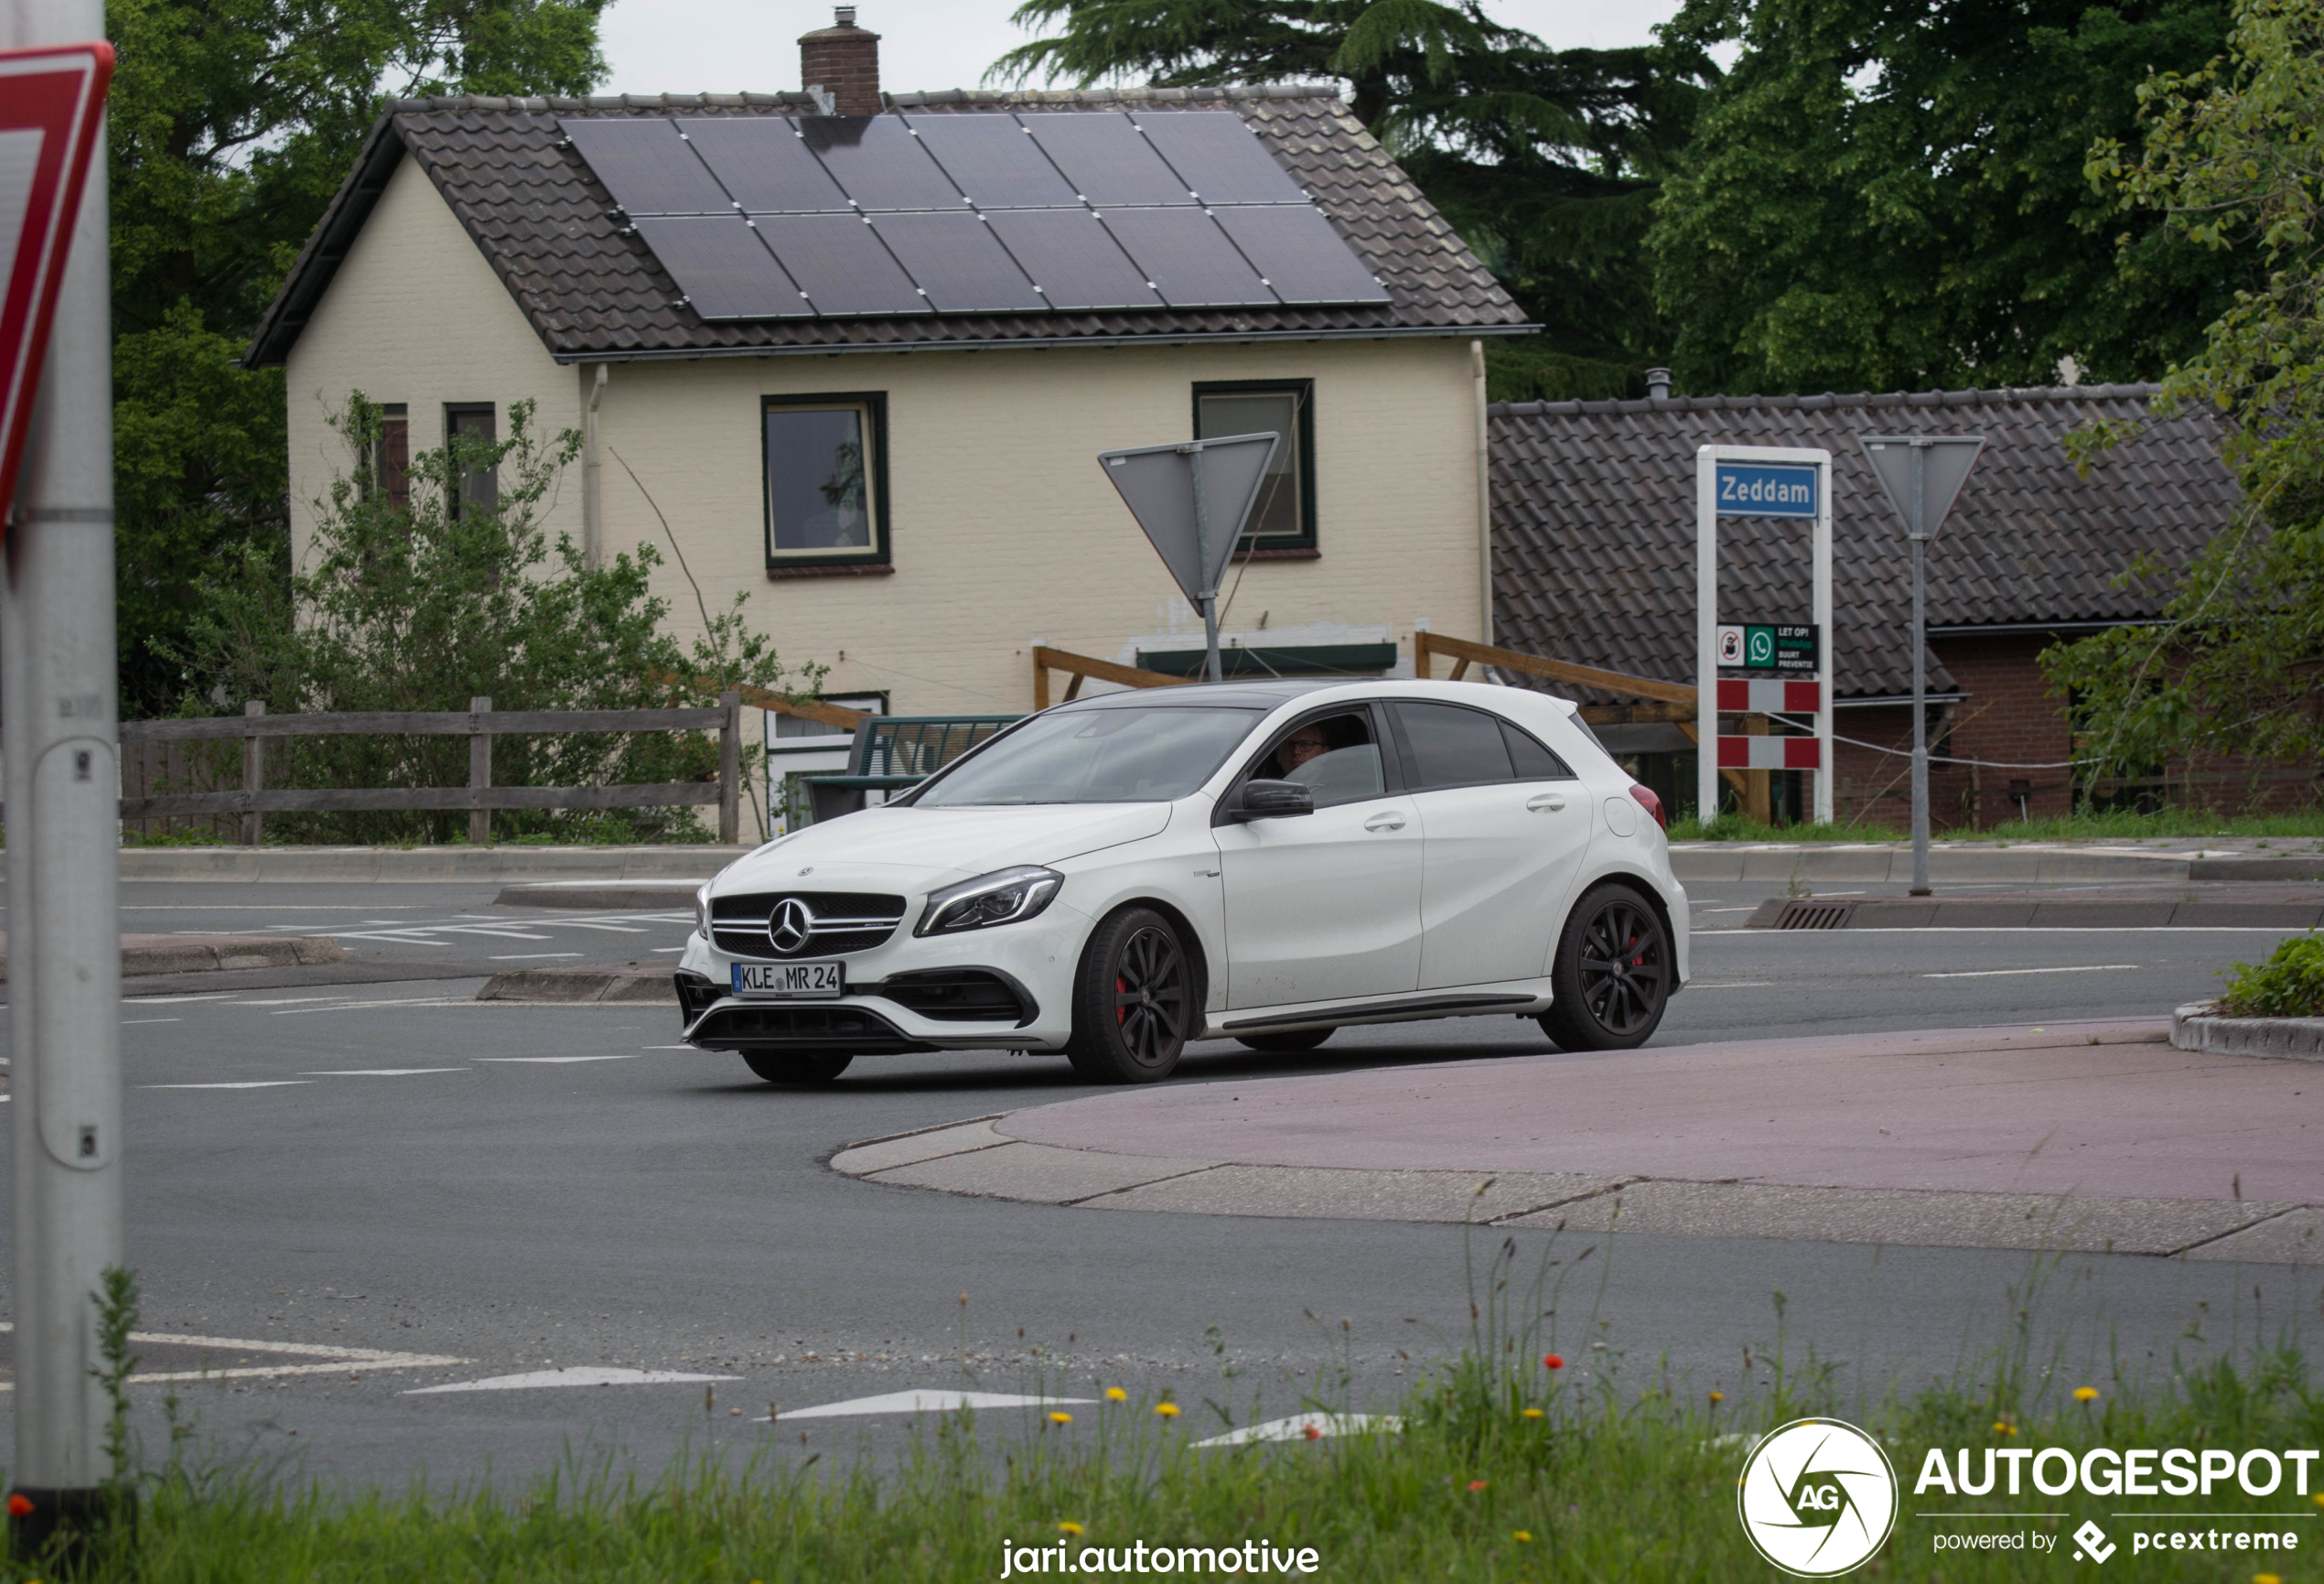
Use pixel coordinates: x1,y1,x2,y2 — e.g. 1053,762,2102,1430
0,41,113,523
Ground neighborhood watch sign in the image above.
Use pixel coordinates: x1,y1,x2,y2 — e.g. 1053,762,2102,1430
1738,1417,2316,1576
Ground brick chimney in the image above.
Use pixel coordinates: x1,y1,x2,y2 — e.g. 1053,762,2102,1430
800,5,881,116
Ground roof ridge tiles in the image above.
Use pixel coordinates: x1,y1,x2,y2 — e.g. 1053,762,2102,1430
1488,382,2165,418
387,84,1350,116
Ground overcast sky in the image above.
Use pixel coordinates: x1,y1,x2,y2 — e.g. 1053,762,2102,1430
598,0,1685,100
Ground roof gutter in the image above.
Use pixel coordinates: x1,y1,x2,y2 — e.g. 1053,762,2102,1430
243,114,408,368
543,322,1540,366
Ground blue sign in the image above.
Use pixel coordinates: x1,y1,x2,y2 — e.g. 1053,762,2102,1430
1716,463,1818,518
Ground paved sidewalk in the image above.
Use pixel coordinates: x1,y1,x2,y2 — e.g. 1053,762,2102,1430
833,1019,2324,1263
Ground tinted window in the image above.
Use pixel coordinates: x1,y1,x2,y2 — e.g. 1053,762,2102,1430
1253,710,1384,807
1502,721,1575,780
1393,703,1514,789
916,707,1259,805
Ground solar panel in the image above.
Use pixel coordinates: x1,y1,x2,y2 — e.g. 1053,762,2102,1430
1020,113,1195,207
870,211,1045,313
1135,113,1307,205
1212,204,1389,304
903,113,1080,208
757,211,931,315
560,117,732,215
1101,208,1276,307
983,209,1161,310
798,115,965,210
629,216,810,318
680,117,851,212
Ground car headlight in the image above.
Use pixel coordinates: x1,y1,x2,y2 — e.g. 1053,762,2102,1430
694,883,711,940
916,866,1063,936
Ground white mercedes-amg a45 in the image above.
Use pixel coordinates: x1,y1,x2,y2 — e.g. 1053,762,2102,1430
675,680,1687,1084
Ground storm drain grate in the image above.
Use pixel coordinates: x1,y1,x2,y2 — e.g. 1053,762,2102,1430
1774,901,1856,930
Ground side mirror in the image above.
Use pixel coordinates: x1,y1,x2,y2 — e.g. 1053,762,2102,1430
1231,779,1315,822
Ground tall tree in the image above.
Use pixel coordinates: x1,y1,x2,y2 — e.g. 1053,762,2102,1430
2044,0,2324,776
990,0,1715,401
109,0,608,717
1648,0,2243,396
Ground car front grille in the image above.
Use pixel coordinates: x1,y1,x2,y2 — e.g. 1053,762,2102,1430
711,890,908,960
686,1001,933,1054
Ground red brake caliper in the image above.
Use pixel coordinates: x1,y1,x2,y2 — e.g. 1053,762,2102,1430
1116,974,1127,1025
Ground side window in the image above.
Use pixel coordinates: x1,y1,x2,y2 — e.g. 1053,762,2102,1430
1502,721,1575,780
445,403,496,520
1194,380,1314,552
764,393,889,568
1393,702,1514,790
1250,710,1385,807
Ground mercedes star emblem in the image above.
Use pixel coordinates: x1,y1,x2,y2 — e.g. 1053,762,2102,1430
768,897,815,956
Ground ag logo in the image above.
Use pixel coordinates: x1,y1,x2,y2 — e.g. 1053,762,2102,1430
1737,1417,1898,1577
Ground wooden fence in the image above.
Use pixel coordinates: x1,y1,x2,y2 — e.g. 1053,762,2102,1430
118,694,746,845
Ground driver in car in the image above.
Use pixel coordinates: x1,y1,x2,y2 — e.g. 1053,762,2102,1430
1272,724,1328,778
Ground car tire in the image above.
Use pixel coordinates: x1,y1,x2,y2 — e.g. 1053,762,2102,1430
1539,883,1672,1051
1065,906,1192,1083
1235,1028,1334,1053
741,1051,854,1084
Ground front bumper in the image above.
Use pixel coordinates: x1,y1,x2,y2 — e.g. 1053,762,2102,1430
676,901,1087,1052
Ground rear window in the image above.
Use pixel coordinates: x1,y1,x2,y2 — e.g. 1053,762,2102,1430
1393,702,1514,789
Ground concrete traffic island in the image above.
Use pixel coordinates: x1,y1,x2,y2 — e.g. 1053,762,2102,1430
1747,882,2324,931
477,963,677,1004
834,1018,2324,1264
0,932,346,978
2171,1003,2324,1060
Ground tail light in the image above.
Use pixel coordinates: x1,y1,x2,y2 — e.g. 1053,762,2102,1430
1628,783,1666,830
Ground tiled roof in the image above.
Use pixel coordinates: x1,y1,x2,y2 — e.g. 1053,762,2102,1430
1491,385,2236,701
248,86,1529,367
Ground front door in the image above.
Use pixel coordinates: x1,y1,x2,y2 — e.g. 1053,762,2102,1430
1387,700,1594,989
1215,705,1424,1009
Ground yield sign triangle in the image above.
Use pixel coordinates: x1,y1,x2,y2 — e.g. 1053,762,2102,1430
1856,434,1985,542
0,42,113,526
1098,432,1280,605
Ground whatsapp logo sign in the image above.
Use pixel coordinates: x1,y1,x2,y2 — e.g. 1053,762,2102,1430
1738,1418,1899,1577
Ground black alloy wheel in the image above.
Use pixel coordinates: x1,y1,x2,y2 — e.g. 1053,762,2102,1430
1236,1027,1335,1054
741,1051,855,1084
1541,884,1671,1051
1066,907,1191,1083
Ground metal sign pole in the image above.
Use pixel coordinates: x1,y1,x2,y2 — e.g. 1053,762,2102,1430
1813,458,1834,823
1694,450,1717,826
1189,444,1221,683
1907,444,1931,895
5,0,123,1552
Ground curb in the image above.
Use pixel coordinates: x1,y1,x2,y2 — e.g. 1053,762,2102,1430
2170,1003,2324,1061
1746,889,2324,931
1667,843,2207,884
96,846,750,883
0,933,345,980
495,883,700,911
477,964,677,1004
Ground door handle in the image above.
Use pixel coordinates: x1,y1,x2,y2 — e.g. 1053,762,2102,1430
1527,792,1567,813
1362,810,1406,832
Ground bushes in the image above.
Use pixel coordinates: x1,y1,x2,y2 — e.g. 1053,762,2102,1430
2217,932,2324,1017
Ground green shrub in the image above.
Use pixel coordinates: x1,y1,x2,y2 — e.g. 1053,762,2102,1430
2217,931,2324,1017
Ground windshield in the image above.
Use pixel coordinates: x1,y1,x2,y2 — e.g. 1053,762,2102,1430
915,707,1262,806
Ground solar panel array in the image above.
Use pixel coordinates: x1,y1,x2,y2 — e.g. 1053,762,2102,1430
559,111,1391,320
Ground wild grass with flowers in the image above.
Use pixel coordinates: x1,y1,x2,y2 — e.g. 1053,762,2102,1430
17,1235,2324,1580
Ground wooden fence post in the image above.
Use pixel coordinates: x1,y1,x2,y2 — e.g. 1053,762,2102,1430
468,695,492,846
717,690,740,844
242,700,264,846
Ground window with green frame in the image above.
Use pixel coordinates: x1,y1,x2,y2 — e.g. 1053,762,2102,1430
1193,380,1315,552
762,393,890,568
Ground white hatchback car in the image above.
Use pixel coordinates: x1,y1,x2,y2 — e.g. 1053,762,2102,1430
675,680,1688,1084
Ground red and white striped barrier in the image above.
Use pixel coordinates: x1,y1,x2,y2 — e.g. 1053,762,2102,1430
1716,735,1822,770
1716,679,1821,713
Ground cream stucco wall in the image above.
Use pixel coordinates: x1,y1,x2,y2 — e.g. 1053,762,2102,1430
285,153,1489,717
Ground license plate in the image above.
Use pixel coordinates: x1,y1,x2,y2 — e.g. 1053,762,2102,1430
731,960,845,998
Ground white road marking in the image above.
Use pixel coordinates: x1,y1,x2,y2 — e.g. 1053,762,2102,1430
273,998,479,1015
1193,1413,1401,1448
238,995,359,1007
491,953,584,961
557,922,649,933
122,1018,182,1025
144,1081,312,1090
406,1366,739,1395
432,926,554,941
476,1055,638,1064
0,1323,464,1388
1687,982,1775,989
1922,964,2142,978
302,1067,468,1077
652,947,683,954
124,993,235,1006
772,1389,1094,1421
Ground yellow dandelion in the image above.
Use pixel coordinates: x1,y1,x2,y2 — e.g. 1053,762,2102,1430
1106,1387,1127,1402
1512,1531,1534,1544
1059,1521,1083,1536
1521,1407,1545,1420
2073,1386,2100,1403
1156,1402,1180,1418
1993,1421,2017,1436
1708,1390,1725,1404
1049,1412,1073,1425
2254,1573,2281,1584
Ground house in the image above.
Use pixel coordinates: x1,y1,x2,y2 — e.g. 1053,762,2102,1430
1488,383,2302,827
245,7,1532,794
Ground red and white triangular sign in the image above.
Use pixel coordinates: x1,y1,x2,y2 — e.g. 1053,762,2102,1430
0,41,113,527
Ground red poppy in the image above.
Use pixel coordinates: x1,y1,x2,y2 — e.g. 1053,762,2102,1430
1303,1425,1322,1440
1542,1353,1565,1370
6,1494,33,1517
1468,1480,1490,1492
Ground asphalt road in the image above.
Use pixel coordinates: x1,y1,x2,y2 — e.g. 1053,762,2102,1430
0,876,2313,1487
